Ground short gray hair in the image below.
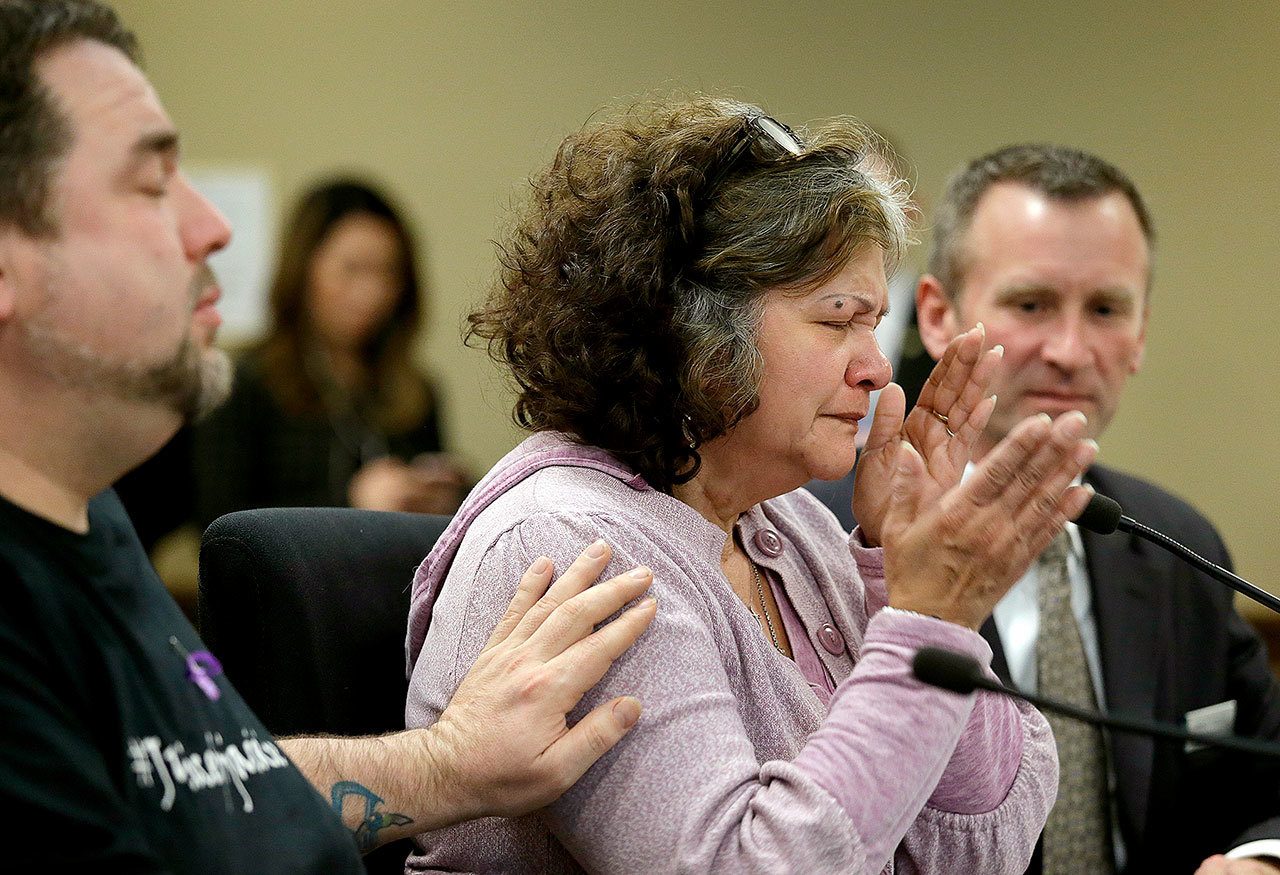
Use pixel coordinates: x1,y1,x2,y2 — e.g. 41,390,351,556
929,143,1155,297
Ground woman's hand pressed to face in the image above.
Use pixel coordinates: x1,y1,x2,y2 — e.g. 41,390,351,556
850,322,1098,629
880,410,1097,630
852,323,1002,547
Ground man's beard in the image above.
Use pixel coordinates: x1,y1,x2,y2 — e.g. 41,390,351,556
22,318,232,422
19,269,233,423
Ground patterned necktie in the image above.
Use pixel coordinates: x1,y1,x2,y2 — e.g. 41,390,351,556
1036,530,1114,874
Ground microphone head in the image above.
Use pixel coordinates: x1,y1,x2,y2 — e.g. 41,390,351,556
912,647,985,694
1076,491,1123,535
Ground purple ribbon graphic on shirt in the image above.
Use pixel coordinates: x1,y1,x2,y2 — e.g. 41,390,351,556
184,650,223,701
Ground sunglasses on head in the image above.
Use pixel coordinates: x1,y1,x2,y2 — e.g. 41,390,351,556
705,112,805,197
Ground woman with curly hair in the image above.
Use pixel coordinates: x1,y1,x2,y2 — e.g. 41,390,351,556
405,97,1095,872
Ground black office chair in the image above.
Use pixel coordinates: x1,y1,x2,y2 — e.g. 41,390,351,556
197,506,450,874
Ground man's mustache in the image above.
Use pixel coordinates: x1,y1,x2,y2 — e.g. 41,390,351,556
189,264,218,309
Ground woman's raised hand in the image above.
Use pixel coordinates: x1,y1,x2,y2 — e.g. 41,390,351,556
881,410,1098,630
852,324,1002,547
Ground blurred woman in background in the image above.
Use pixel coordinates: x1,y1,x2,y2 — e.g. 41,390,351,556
195,179,466,526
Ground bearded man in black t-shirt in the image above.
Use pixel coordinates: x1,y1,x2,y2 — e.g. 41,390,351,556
0,2,656,870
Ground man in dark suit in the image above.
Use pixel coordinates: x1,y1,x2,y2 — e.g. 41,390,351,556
914,144,1280,874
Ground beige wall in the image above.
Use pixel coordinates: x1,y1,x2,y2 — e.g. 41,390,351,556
114,1,1280,596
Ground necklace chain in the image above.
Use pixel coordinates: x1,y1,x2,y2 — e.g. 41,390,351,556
749,562,785,655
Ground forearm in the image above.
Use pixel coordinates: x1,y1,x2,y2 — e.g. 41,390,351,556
282,727,466,854
791,611,1052,873
287,541,655,857
925,669,1024,814
899,662,1056,873
790,610,981,867
852,543,1025,811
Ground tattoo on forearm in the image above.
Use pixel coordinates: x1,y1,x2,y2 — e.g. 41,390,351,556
330,780,414,853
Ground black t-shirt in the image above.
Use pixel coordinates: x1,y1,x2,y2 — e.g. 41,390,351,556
0,490,364,873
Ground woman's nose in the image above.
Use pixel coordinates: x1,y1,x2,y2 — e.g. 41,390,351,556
847,341,893,391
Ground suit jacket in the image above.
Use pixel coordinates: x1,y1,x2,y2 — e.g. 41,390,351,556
981,464,1280,873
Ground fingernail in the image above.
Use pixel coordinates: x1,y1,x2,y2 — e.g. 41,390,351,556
629,596,657,614
1036,412,1052,424
989,394,998,406
531,556,551,575
613,698,641,729
992,344,1004,357
629,566,651,579
975,321,984,334
1061,410,1088,435
1076,439,1099,463
587,539,607,558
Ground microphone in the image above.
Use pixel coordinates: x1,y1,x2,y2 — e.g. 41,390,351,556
1076,492,1280,614
1075,491,1123,535
912,646,1280,759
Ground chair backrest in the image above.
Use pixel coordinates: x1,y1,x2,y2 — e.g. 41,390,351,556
197,506,449,737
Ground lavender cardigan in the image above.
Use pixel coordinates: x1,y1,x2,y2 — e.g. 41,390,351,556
405,432,1056,873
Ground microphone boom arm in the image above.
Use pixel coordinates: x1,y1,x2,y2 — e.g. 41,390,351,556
912,647,1280,760
1118,516,1280,614
1077,492,1280,615
981,673,1280,759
